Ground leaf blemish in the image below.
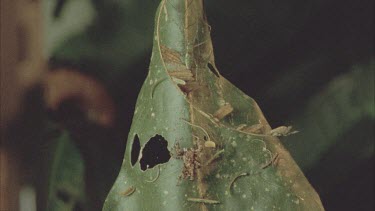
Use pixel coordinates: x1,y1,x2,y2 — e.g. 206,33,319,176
120,186,136,197
228,172,250,194
214,103,234,120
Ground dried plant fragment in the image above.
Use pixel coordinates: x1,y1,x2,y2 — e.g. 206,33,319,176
178,81,202,93
169,70,194,81
228,172,250,193
172,77,187,85
269,126,298,137
236,124,247,130
241,124,264,134
160,45,182,64
261,153,279,169
213,103,234,120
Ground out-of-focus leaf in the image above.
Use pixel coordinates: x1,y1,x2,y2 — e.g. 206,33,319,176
282,60,374,210
43,0,95,55
103,0,323,210
47,131,86,210
48,0,159,80
284,60,375,170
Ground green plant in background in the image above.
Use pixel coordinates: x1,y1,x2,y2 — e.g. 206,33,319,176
47,132,86,211
103,0,324,210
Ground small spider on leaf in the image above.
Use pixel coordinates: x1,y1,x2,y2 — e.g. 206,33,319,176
173,142,202,183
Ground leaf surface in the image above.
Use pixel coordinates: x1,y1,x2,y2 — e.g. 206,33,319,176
103,0,324,210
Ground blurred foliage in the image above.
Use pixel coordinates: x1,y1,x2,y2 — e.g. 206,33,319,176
47,131,86,211
284,61,374,210
5,0,372,210
285,61,374,170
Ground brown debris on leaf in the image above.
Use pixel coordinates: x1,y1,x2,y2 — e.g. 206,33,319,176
43,69,115,127
241,124,264,134
261,153,280,169
268,126,299,137
169,70,194,81
160,45,183,64
178,81,202,93
213,103,234,120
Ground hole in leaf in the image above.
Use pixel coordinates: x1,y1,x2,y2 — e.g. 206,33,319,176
56,189,71,203
140,135,171,171
131,134,141,166
207,63,219,77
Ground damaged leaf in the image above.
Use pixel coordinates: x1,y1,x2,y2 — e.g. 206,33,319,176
103,0,324,210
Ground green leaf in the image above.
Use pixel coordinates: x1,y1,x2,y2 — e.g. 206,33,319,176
47,131,86,211
284,61,375,171
103,0,324,210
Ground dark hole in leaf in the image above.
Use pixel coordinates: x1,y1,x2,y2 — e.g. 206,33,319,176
207,63,219,77
73,202,84,211
56,189,71,203
203,135,208,141
131,134,141,166
140,134,171,171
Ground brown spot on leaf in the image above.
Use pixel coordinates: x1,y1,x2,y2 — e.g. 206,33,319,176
213,103,233,120
120,186,136,197
160,45,182,64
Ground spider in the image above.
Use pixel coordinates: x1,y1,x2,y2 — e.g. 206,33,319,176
173,142,202,182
